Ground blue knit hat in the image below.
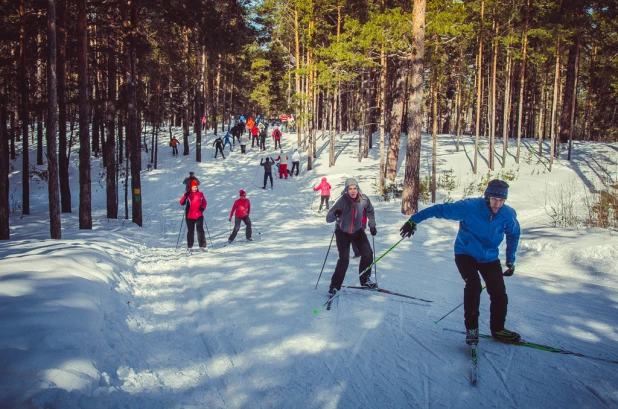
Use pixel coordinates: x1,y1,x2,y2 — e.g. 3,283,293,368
484,180,509,200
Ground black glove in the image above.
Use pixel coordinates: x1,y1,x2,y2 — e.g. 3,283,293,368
370,227,377,236
504,263,515,277
334,209,342,218
228,218,232,222
400,220,417,238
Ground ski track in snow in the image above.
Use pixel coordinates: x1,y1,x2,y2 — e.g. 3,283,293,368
2,130,618,408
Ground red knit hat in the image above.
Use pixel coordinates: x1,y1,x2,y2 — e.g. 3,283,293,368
190,180,198,187
239,189,246,196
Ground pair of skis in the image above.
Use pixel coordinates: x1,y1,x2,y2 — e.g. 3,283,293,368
318,285,433,314
344,286,434,303
445,328,618,385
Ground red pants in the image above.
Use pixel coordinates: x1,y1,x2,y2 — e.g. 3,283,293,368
279,164,288,179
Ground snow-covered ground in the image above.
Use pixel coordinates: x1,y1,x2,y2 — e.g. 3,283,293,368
1,126,617,409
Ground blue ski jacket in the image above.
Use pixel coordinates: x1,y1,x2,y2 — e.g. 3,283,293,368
410,198,520,264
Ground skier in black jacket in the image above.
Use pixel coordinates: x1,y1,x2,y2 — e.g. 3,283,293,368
231,122,242,146
260,157,276,189
212,137,225,159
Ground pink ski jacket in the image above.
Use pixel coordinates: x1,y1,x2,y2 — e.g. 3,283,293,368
313,178,332,196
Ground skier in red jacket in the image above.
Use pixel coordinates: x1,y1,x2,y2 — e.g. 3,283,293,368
179,180,208,252
272,127,282,150
228,190,253,243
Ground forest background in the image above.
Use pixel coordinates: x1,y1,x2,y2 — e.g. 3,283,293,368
0,0,617,240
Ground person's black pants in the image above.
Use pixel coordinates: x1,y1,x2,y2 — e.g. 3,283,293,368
241,145,246,153
260,138,266,150
274,139,281,149
186,216,206,248
228,216,252,241
330,229,373,290
319,195,330,211
215,146,225,158
252,136,259,147
454,254,508,332
351,241,361,258
172,146,178,155
290,161,299,176
263,171,273,188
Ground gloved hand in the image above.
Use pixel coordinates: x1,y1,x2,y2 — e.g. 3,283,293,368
400,220,417,238
370,227,377,236
504,263,515,277
334,209,342,218
228,218,232,222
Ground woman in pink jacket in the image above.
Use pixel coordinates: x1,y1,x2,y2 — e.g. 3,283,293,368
228,190,253,243
179,180,208,251
313,177,332,212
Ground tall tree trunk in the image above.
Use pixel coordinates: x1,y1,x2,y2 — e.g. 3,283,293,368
473,0,485,174
182,30,190,155
560,37,580,144
20,0,30,215
78,0,92,229
295,8,301,147
538,70,547,156
401,0,426,215
213,54,221,135
125,0,141,226
221,64,227,133
515,0,529,164
379,50,387,194
549,37,561,171
106,11,117,219
489,20,498,171
0,94,9,239
36,43,44,166
366,68,377,153
454,47,463,152
583,46,596,141
330,90,336,167
195,38,202,163
385,58,407,182
47,0,61,239
431,70,438,203
502,47,512,168
567,36,580,160
312,65,317,160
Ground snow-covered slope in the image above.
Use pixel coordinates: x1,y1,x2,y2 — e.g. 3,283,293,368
1,128,617,409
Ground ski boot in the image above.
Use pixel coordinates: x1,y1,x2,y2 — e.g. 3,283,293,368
466,328,479,345
492,328,521,343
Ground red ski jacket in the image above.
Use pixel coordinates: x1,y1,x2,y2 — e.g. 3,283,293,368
230,197,251,219
180,191,207,220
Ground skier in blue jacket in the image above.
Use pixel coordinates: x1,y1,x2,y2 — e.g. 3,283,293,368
399,180,521,345
223,132,233,151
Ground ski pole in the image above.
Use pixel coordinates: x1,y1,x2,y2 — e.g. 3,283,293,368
372,235,378,287
175,212,185,250
434,286,486,324
314,228,336,289
252,221,262,235
355,236,405,280
204,220,213,247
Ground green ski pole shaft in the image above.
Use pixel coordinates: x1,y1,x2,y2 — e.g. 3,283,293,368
356,237,406,279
